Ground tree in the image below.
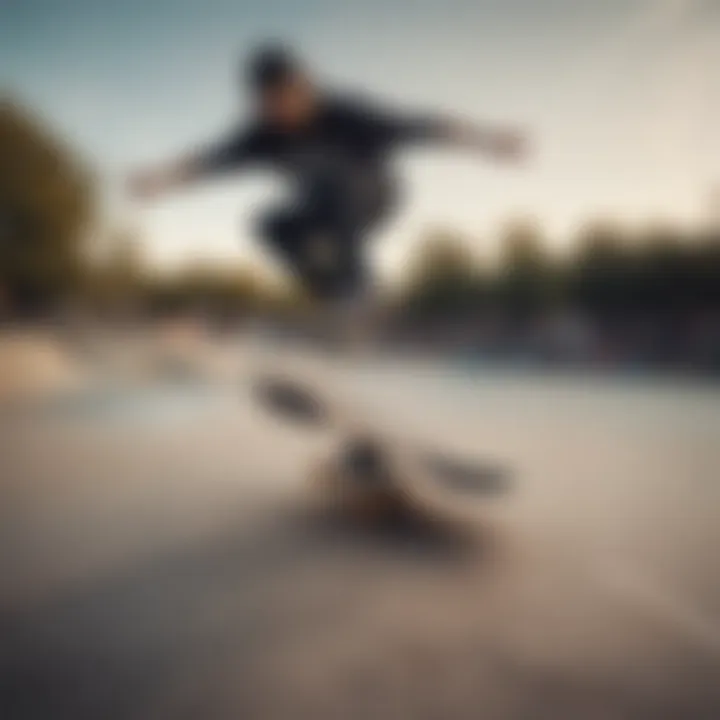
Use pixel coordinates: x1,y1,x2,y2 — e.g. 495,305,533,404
147,261,264,321
401,229,482,319
494,218,553,321
84,228,148,317
0,99,93,316
568,221,634,323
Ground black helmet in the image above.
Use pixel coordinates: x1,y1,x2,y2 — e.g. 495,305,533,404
245,43,301,94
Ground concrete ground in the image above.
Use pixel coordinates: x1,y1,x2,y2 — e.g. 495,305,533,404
1,333,719,719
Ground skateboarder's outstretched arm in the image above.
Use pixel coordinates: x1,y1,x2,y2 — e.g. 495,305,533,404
339,95,528,164
436,117,527,162
127,127,264,200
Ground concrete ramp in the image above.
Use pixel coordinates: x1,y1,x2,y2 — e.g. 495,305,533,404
0,332,86,401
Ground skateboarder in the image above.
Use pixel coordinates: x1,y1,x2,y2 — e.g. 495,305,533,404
129,44,523,505
128,44,527,334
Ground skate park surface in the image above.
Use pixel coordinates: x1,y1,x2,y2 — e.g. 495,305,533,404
1,330,719,719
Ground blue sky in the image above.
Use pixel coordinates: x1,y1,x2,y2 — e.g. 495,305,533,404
2,0,719,273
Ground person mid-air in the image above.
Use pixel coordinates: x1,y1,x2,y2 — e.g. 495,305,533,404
129,44,527,318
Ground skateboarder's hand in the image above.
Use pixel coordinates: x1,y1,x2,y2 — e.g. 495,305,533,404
126,169,168,201
484,128,528,163
126,161,196,201
447,121,528,164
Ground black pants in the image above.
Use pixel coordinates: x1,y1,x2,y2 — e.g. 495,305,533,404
257,179,395,301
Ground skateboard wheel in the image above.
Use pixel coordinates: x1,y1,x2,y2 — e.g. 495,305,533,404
340,438,388,486
309,449,404,522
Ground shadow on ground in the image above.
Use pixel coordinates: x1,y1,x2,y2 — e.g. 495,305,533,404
0,499,505,720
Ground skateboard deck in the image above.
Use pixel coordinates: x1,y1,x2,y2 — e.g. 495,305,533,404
254,374,511,523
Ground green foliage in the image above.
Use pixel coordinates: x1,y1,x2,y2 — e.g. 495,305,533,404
399,219,720,329
403,230,483,318
145,262,263,320
493,219,554,321
566,221,636,322
0,100,93,314
2,97,718,345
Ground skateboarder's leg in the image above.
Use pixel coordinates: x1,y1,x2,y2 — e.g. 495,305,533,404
257,205,376,346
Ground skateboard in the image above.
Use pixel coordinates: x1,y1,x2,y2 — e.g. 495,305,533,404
253,374,512,524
